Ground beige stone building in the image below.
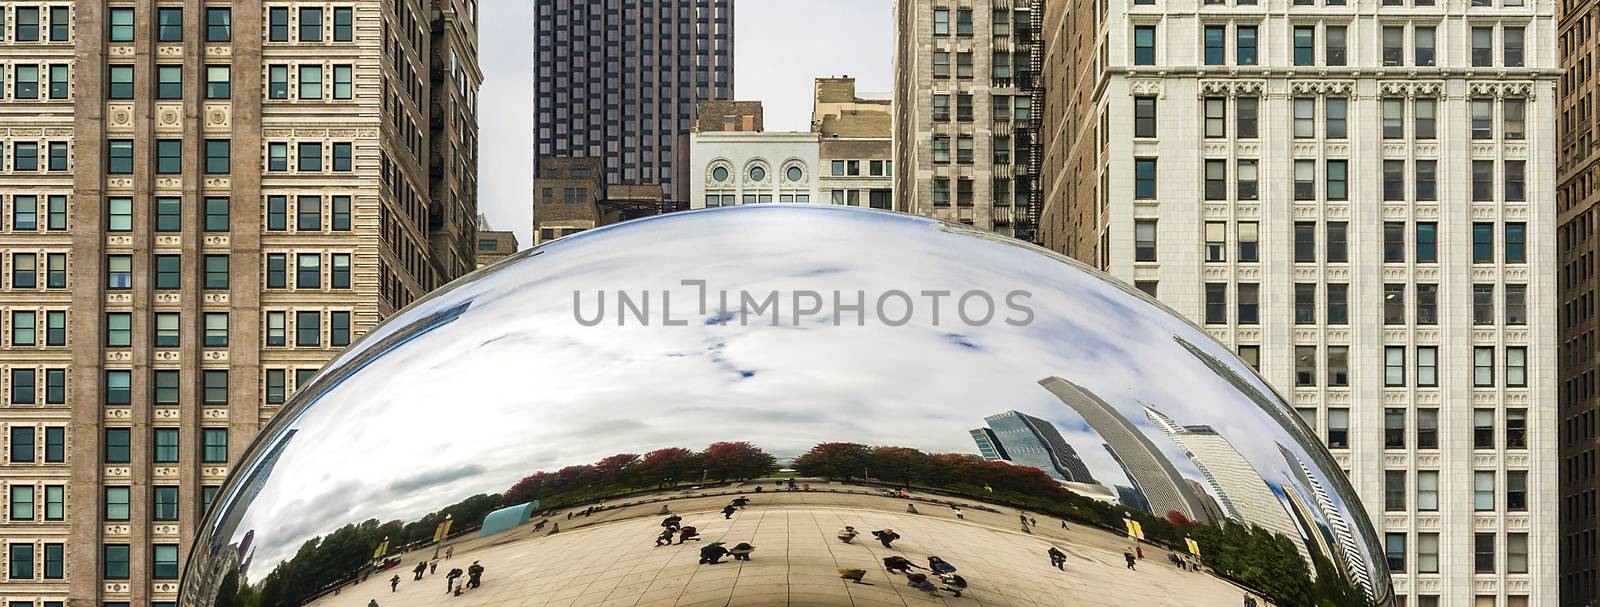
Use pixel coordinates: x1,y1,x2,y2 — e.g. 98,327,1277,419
474,230,517,270
532,157,671,246
893,0,1043,239
0,2,481,605
814,77,893,210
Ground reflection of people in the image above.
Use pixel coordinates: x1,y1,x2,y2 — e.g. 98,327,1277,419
872,528,900,548
1244,593,1258,607
1124,549,1137,570
729,542,755,561
939,573,967,597
927,556,957,575
677,525,700,544
445,568,463,593
1047,546,1067,570
466,561,484,588
429,560,438,574
906,572,938,593
837,526,859,544
368,600,380,607
698,542,729,564
388,574,399,592
655,528,676,546
722,504,737,519
837,568,872,584
732,496,750,508
661,514,682,530
906,503,919,514
445,546,454,560
412,561,426,580
883,556,924,574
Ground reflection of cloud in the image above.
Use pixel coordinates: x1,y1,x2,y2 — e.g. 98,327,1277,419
195,206,1384,599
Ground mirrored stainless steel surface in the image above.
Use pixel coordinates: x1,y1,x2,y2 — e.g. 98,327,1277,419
182,206,1393,607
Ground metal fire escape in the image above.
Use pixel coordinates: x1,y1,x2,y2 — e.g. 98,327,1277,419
1013,0,1045,244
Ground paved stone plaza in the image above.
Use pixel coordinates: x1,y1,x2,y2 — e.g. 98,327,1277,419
312,487,1265,606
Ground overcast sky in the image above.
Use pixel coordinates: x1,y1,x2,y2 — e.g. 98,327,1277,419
475,0,894,248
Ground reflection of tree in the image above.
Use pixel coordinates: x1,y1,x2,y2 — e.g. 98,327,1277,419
1189,522,1370,607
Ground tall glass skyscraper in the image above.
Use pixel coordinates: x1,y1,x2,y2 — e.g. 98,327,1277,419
534,0,734,202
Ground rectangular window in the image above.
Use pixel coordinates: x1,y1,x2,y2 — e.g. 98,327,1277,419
300,7,323,42
1237,97,1258,139
334,7,354,41
1328,346,1349,386
1327,408,1349,449
9,427,34,462
1415,27,1436,66
266,311,287,347
49,6,69,42
297,196,322,230
1417,284,1437,325
44,370,65,404
204,197,230,232
297,310,321,346
1474,473,1496,513
1293,98,1315,139
1134,97,1156,137
1384,160,1405,201
1415,160,1437,201
1383,26,1404,66
298,142,322,171
932,52,949,78
1237,284,1259,325
1475,409,1496,449
207,7,232,42
1506,284,1527,325
153,543,179,580
104,486,130,520
1204,26,1225,65
202,428,228,463
1293,283,1314,324
956,52,972,78
1417,471,1439,512
1327,283,1348,324
1325,98,1346,139
205,139,230,173
1294,160,1315,201
158,7,183,42
269,7,290,41
157,65,182,99
203,370,227,405
1417,346,1438,387
1205,222,1226,263
1385,346,1406,387
109,8,134,42
1473,222,1494,263
106,313,132,347
1237,27,1257,65
8,543,32,579
204,313,229,348
155,313,179,348
153,486,180,521
1296,346,1317,387
954,8,972,35
1417,534,1439,574
1474,284,1495,325
204,255,229,290
1238,222,1258,262
153,371,179,406
1416,99,1437,139
108,65,134,99
1505,27,1524,67
1204,283,1226,325
1326,26,1347,66
1293,27,1314,66
332,254,351,288
269,65,289,100
1473,160,1494,201
331,311,352,347
1505,161,1526,202
1507,471,1528,512
333,65,353,99
1472,27,1493,67
266,369,287,404
1417,409,1439,449
1326,160,1347,200
299,64,322,100
1472,99,1493,139
1204,97,1225,138
1385,409,1406,449
1385,471,1407,511
1134,26,1155,65
1134,159,1157,199
48,64,68,99
1294,222,1316,263
1474,347,1495,387
154,255,180,290
48,142,67,172
1506,347,1526,387
1204,160,1226,200
153,428,179,463
206,65,230,99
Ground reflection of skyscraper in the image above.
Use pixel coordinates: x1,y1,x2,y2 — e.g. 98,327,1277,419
973,410,1095,483
1280,443,1373,595
1102,445,1152,514
1281,473,1342,576
1145,406,1309,564
970,428,1010,461
1039,377,1208,523
1185,478,1227,524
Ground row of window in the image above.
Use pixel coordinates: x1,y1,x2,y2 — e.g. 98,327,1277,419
0,6,71,43
266,64,355,101
99,427,226,465
0,63,70,100
2,363,324,408
1308,404,1525,451
0,141,69,173
106,6,233,44
101,307,351,353
1137,220,1530,265
2,368,65,405
1279,343,1530,390
102,6,353,45
828,189,893,209
1383,532,1529,578
107,139,229,175
266,195,353,231
93,195,353,235
266,141,356,173
932,94,1033,122
2,252,66,289
1384,468,1528,514
1138,95,1526,142
5,426,63,463
1203,281,1531,333
827,159,892,178
1135,23,1528,69
930,8,1020,37
701,193,812,206
1137,155,1529,204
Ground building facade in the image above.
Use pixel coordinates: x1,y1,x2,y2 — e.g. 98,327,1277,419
474,230,518,269
1558,0,1600,601
0,2,480,604
688,131,821,209
893,0,1041,239
974,409,1095,483
814,77,895,209
1040,0,1557,603
533,0,733,204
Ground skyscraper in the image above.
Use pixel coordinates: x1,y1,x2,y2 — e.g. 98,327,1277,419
892,0,1043,240
1041,0,1557,600
1039,377,1209,523
969,427,1009,461
533,0,734,203
973,409,1094,483
0,2,481,604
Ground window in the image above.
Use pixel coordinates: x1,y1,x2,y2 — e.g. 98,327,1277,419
956,52,972,78
1293,98,1315,139
1472,100,1494,140
155,313,179,348
154,255,181,290
1294,160,1315,201
1416,408,1439,449
1475,408,1496,449
1505,161,1526,202
1328,346,1349,386
1507,471,1528,511
1506,284,1527,325
45,253,64,289
300,7,323,42
1204,26,1225,65
1505,533,1527,575
1237,97,1259,138
48,64,68,99
43,542,62,578
1385,533,1406,572
106,254,132,289
1472,27,1493,67
207,8,232,42
1237,284,1259,325
109,8,134,42
1504,99,1526,140
202,428,228,463
956,136,973,164
932,94,949,121
1293,27,1314,66
1417,346,1438,387
153,371,179,405
1204,283,1226,325
203,255,228,290
1327,408,1349,449
1473,347,1497,387
1386,471,1407,511
48,142,67,172
104,486,130,520
1416,99,1437,139
108,140,133,174
297,310,321,346
158,7,183,42
331,311,351,347
1471,223,1501,266
9,543,33,580
1294,222,1316,263
269,7,290,41
45,370,64,404
1415,27,1436,66
1416,284,1438,325
1385,346,1406,387
297,196,322,230
1205,223,1226,263
300,64,322,99
992,9,1010,35
106,313,131,347
9,427,34,462
1413,471,1439,513
153,428,179,463
1237,160,1258,200
154,486,179,521
955,9,972,35
334,7,354,41
1384,284,1407,326
1132,222,1158,262
1204,98,1225,138
206,65,230,99
331,254,351,289
1473,284,1496,325
1325,98,1346,139
1473,160,1494,201
932,52,949,78
1505,27,1524,67
931,8,948,36
333,65,353,99
266,369,287,404
1326,160,1346,200
1506,347,1526,387
104,544,130,580
1134,26,1155,65
299,142,324,172
11,368,35,404
1327,284,1348,324
1204,160,1226,200
156,65,183,99
1134,97,1156,137
1134,159,1157,199
205,140,229,173
268,65,289,99
1383,99,1404,139
1383,161,1405,201
204,313,229,347
48,6,69,42
152,544,180,580
932,137,950,163
1293,283,1314,323
1414,160,1437,202
1383,27,1403,66
993,51,1012,78
1384,408,1407,450
1237,346,1259,371
1237,27,1257,65
1474,473,1495,513
1296,346,1317,387
11,251,37,287
1326,26,1347,66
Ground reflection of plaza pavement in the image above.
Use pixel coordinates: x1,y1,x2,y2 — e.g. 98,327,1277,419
312,487,1263,606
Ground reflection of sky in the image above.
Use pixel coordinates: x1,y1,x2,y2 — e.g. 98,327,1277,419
200,206,1382,590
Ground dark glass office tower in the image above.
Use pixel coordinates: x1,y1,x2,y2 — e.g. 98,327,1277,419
534,0,734,203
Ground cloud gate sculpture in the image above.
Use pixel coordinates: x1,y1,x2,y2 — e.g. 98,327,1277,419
182,206,1393,606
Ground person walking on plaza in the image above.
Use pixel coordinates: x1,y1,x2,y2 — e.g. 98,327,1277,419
368,600,380,607
950,505,964,519
938,573,968,597
1136,545,1144,559
445,567,463,593
429,560,438,575
445,546,454,560
837,568,872,584
905,572,938,594
883,555,924,575
872,528,900,548
466,561,484,589
677,525,700,544
731,496,750,508
729,542,755,561
722,504,737,519
388,574,400,592
1124,548,1138,570
698,542,729,564
662,514,682,531
1047,546,1067,571
655,527,676,546
927,556,957,575
1244,593,1259,607
412,560,427,581
837,526,859,544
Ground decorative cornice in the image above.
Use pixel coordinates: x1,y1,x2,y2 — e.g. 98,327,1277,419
1288,80,1355,96
1469,80,1535,100
1379,81,1445,98
1197,79,1266,98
